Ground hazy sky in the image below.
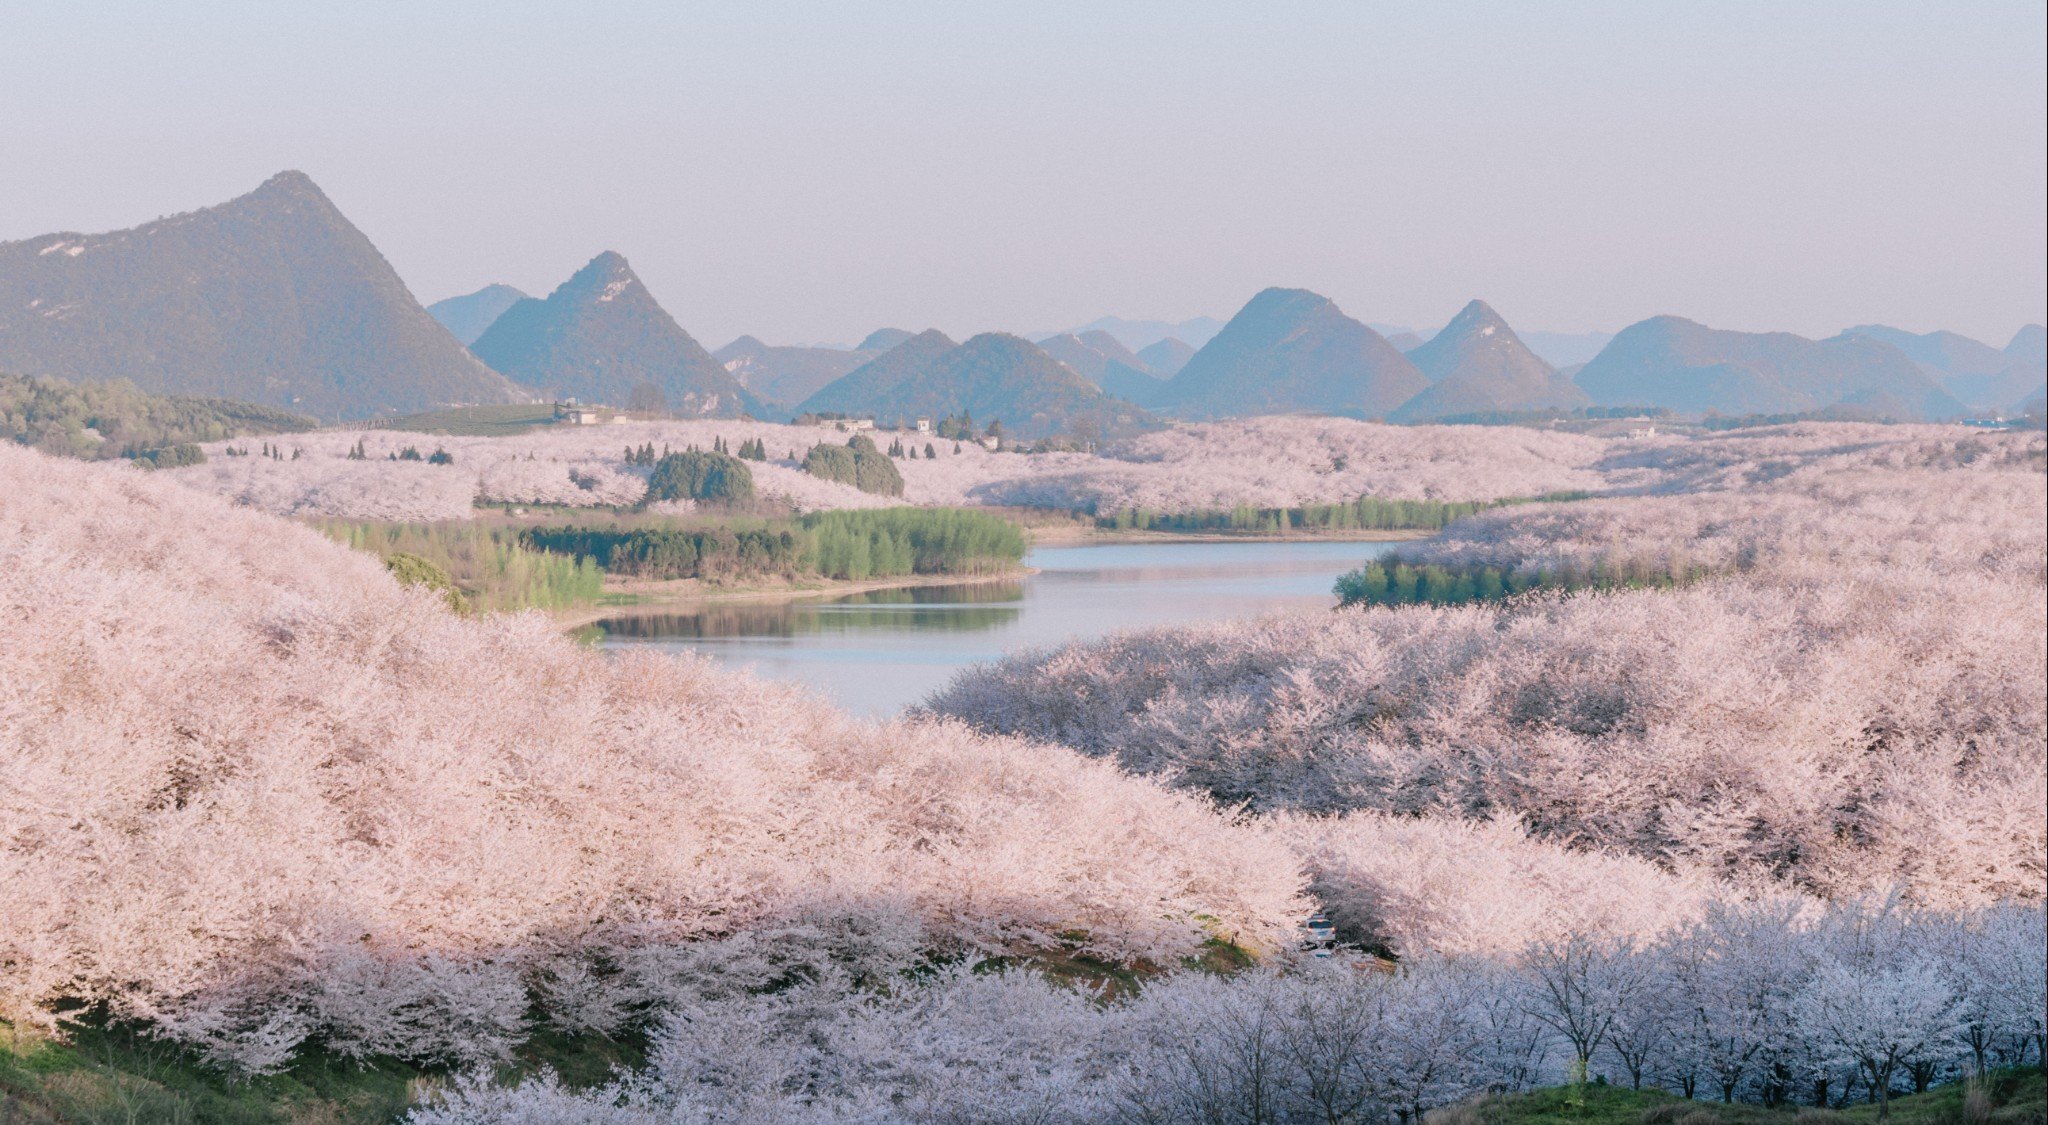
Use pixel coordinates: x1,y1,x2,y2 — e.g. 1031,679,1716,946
3,1,2043,347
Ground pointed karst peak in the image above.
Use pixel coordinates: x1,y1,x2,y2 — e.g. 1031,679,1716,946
1244,287,1338,316
561,251,641,303
1445,299,1511,335
581,250,635,278
249,169,328,202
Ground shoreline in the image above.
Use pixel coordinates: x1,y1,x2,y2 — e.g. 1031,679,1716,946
550,528,1431,630
1023,527,1436,546
549,566,1038,630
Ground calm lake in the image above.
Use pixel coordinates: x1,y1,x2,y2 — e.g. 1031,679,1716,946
588,539,1403,715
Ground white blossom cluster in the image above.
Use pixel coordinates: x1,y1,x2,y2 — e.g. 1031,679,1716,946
0,443,1304,1073
928,426,2048,909
162,416,1625,521
413,899,2044,1123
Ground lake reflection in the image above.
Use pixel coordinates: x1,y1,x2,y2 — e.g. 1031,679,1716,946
595,582,1026,639
589,539,1401,715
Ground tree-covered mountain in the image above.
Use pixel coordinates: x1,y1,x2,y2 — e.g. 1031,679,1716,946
1389,300,1589,422
0,171,524,420
795,330,959,416
854,333,1154,440
713,336,869,413
427,284,530,345
1157,288,1429,420
1837,324,2043,413
1575,316,1967,420
471,252,760,417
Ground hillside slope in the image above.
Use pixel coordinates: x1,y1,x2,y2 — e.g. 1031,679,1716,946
713,335,868,412
0,171,523,419
471,252,760,416
1390,300,1590,421
1160,288,1429,420
426,284,529,345
851,332,1157,439
1577,316,1966,420
795,329,960,417
0,441,1304,1073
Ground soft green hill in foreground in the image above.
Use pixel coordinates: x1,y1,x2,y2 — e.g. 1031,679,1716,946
7,1015,2036,1125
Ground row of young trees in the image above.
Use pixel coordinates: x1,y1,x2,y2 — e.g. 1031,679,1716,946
320,520,605,612
522,524,807,582
1096,491,1592,535
1334,553,1715,607
799,507,1026,580
415,900,2046,1123
521,508,1026,584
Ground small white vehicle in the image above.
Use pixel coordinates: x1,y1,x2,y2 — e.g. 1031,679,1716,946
1301,912,1336,957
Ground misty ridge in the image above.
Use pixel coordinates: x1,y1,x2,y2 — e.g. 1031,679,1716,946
2,171,2040,435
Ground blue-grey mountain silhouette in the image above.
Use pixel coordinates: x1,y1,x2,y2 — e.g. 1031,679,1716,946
1136,337,1197,377
1158,288,1428,420
429,284,530,345
1039,330,1169,406
1063,315,1223,351
1576,316,1965,421
471,252,759,416
0,170,523,419
796,329,959,417
1389,300,1589,422
856,327,916,353
714,336,869,414
859,333,1154,440
1838,324,2042,413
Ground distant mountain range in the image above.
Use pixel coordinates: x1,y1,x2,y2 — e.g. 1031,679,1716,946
1373,322,1614,369
713,336,874,413
1137,337,1196,377
471,252,760,417
1839,324,2046,415
2,171,2033,430
797,331,1153,440
428,284,529,345
1056,315,1224,352
1576,316,1966,421
1038,330,1171,407
1389,300,1589,422
1153,288,1428,420
0,171,523,420
797,329,959,417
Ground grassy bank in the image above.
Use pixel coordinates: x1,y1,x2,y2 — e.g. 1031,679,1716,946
9,1012,2035,1125
0,1016,644,1124
321,507,1028,614
1434,1070,2044,1125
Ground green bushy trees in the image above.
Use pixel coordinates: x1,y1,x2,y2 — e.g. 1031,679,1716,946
645,450,756,505
801,435,904,497
1,371,314,462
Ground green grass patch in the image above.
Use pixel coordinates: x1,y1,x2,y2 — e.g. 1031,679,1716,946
1433,1070,2045,1125
0,1016,650,1124
1095,491,1592,536
368,403,561,437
